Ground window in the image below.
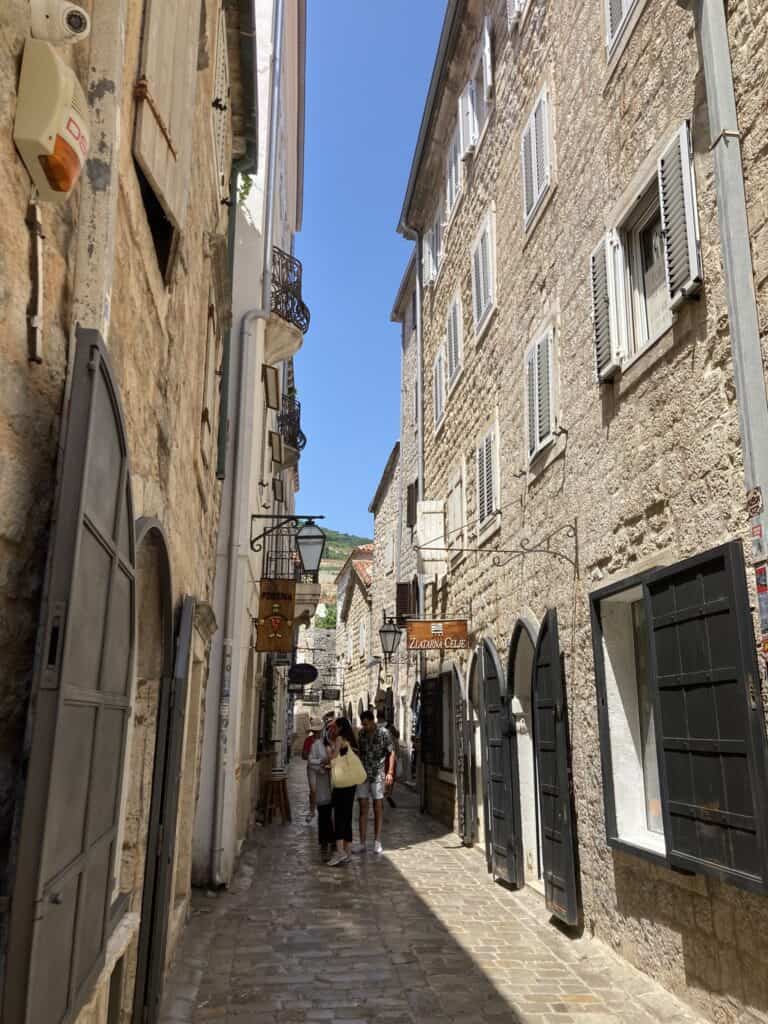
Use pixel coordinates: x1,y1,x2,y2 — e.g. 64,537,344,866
459,17,493,156
445,465,464,556
359,620,367,661
211,9,231,203
521,88,551,225
591,122,702,380
413,380,419,432
590,541,768,893
406,480,418,528
525,329,554,460
476,430,497,530
346,632,353,666
423,214,443,285
446,293,463,387
446,126,461,218
606,0,639,52
471,214,495,333
433,345,446,428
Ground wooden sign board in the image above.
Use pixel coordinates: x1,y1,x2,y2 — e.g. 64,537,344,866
406,620,468,651
256,579,296,652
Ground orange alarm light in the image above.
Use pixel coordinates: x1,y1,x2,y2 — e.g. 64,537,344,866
38,133,81,192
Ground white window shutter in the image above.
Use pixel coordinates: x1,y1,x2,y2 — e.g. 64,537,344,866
606,0,625,44
459,83,475,156
484,433,495,521
526,350,537,457
507,0,522,30
423,229,434,284
534,93,550,195
476,444,487,525
472,244,483,326
480,224,492,310
590,234,621,380
482,16,494,103
658,121,702,308
522,120,534,218
537,332,553,445
212,10,231,203
134,0,200,229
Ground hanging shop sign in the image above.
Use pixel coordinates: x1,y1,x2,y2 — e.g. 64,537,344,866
256,580,296,653
406,619,469,651
322,687,341,701
288,663,318,685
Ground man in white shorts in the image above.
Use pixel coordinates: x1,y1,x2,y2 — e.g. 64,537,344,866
354,710,395,854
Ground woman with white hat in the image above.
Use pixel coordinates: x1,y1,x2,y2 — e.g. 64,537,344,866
307,719,334,859
303,717,324,823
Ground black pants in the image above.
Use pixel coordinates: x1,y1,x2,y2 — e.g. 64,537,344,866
317,803,335,845
331,785,356,843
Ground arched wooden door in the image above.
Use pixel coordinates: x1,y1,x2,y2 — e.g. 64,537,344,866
4,329,136,1024
480,640,519,884
451,667,473,846
532,609,581,927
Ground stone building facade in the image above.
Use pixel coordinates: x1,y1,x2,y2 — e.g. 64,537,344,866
393,0,768,1020
335,545,373,724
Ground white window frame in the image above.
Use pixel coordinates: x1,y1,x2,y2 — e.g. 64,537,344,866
445,292,463,392
622,185,673,362
359,619,367,661
521,86,552,228
476,428,498,534
605,0,640,54
346,631,353,666
445,462,466,560
446,125,462,221
525,329,555,462
471,211,496,337
433,345,446,430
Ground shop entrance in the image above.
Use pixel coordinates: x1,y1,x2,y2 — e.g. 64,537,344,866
508,618,543,890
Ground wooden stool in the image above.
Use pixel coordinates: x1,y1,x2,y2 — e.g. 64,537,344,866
263,775,291,824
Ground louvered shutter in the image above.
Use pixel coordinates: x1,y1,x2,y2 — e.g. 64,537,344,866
406,481,418,528
472,244,483,326
484,433,495,519
607,0,626,44
447,298,461,381
507,0,523,29
526,350,537,457
477,444,487,526
522,121,535,219
423,230,434,285
658,121,702,308
460,80,477,155
481,225,492,310
537,333,553,445
534,93,549,196
396,582,412,621
590,234,621,380
482,16,493,102
421,676,444,766
134,0,201,229
211,9,230,203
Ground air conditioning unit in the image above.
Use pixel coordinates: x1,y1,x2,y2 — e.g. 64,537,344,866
13,38,89,203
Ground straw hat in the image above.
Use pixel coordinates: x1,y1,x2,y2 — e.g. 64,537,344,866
309,717,323,731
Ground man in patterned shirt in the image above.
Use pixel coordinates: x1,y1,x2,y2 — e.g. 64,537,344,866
354,710,395,854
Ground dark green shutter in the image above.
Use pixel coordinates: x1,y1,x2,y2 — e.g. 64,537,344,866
646,541,768,892
481,641,518,885
420,676,443,766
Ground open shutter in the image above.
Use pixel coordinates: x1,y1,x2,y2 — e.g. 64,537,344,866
606,0,626,45
211,9,231,203
537,332,552,445
482,16,493,102
477,443,487,526
421,676,443,766
396,582,412,621
472,243,483,326
485,433,495,519
481,641,519,884
507,0,524,30
522,119,534,219
406,481,418,528
534,92,550,197
480,224,492,312
459,81,476,155
526,349,537,457
646,542,768,892
134,0,201,229
453,669,474,845
658,121,702,308
533,609,581,927
4,329,136,1024
422,229,434,285
590,235,621,380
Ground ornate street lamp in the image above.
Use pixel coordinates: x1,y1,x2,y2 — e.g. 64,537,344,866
295,519,326,575
379,611,402,665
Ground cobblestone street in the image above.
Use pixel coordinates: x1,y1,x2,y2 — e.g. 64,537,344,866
160,764,705,1024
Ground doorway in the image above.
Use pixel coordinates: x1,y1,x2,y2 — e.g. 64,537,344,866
508,618,543,891
467,651,486,851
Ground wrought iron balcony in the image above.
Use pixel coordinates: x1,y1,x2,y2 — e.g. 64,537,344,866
262,524,319,584
271,247,310,335
278,395,307,452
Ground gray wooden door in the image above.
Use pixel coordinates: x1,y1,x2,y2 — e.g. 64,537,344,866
453,668,473,846
481,642,518,885
4,329,136,1023
533,610,581,927
133,596,195,1024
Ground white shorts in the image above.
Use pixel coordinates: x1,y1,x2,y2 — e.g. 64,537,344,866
356,778,385,801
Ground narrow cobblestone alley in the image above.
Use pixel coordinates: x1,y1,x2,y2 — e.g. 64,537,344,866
160,766,705,1024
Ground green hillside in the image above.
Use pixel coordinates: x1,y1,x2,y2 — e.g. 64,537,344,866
323,528,372,563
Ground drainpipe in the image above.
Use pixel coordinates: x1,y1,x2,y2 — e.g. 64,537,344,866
682,0,768,650
211,0,285,885
414,231,427,813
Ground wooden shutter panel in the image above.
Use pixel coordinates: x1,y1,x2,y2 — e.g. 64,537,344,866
212,9,231,203
472,244,483,326
590,235,621,380
481,641,519,884
646,542,768,892
406,481,418,528
485,433,495,519
477,443,487,526
4,330,135,1024
396,582,412,621
658,121,702,308
480,225,492,312
607,0,625,43
421,676,444,766
526,349,537,457
423,229,433,284
534,93,549,196
459,83,474,156
134,0,201,229
537,332,552,444
522,120,534,218
482,16,493,102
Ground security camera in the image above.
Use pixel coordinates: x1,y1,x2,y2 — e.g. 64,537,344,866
30,1,91,44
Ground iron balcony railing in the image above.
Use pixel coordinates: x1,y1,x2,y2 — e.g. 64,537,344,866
262,523,319,584
271,247,310,334
278,395,307,452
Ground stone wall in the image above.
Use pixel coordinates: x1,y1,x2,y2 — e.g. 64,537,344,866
335,573,373,724
402,0,768,1020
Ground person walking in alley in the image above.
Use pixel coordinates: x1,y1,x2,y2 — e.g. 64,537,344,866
385,723,400,809
327,717,366,867
355,710,395,855
302,718,323,823
308,720,334,859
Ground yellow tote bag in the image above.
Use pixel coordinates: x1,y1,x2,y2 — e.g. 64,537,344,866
331,746,367,788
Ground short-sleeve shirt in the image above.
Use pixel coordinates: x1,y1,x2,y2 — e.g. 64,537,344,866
358,724,394,784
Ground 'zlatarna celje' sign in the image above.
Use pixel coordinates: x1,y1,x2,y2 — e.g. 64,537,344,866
406,620,468,651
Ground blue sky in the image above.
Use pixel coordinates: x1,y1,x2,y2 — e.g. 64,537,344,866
294,1,445,539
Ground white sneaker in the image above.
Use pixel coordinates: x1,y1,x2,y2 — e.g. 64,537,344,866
351,842,366,854
327,851,344,866
374,840,383,855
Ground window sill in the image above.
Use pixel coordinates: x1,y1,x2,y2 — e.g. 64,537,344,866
446,364,464,402
478,514,501,546
527,432,565,481
616,322,676,398
608,836,668,871
474,303,497,346
523,182,555,244
438,769,456,785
